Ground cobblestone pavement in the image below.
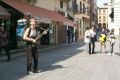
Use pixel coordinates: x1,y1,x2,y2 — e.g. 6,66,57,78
0,40,120,80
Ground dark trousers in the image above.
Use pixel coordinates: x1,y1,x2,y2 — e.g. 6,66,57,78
89,43,91,54
71,34,74,42
26,44,38,72
92,42,95,53
89,42,95,54
0,45,10,60
75,36,78,42
90,37,95,54
110,43,114,54
68,36,71,43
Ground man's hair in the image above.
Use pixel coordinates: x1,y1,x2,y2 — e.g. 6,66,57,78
86,27,90,30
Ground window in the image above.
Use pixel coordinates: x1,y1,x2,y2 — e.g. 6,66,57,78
83,3,85,14
80,2,82,13
87,6,89,15
60,1,63,9
111,0,114,3
103,10,105,15
99,10,101,15
99,16,101,22
72,0,78,13
103,16,105,22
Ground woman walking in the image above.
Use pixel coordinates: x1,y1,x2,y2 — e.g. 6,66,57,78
99,28,107,53
108,28,115,55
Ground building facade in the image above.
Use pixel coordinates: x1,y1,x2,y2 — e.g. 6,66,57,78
107,0,115,33
34,0,74,44
97,6,108,29
107,0,120,35
73,0,97,36
89,0,98,28
34,0,77,43
0,0,74,50
74,0,90,38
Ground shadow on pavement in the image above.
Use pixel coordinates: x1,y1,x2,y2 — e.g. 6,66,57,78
0,41,85,80
38,42,85,72
115,53,120,56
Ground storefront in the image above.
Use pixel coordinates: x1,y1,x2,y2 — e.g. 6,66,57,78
0,0,74,49
0,5,10,29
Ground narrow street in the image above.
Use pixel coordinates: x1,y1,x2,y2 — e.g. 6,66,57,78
1,40,120,80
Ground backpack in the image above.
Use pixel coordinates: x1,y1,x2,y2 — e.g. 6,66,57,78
99,34,106,45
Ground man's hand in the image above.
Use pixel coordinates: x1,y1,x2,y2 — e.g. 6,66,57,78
43,31,47,34
32,39,36,43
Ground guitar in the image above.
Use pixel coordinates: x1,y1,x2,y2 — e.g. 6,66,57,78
32,28,49,46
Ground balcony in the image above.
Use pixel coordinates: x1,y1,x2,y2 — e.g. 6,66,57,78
56,8,68,17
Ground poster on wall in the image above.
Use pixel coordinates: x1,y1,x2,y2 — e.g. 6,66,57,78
16,19,27,48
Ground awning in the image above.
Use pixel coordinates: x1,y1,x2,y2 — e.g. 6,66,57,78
1,0,74,26
0,5,10,20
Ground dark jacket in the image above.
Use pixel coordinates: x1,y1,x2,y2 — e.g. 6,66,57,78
0,31,8,47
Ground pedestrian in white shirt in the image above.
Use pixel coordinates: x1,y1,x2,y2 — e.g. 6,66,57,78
84,27,91,55
89,27,96,54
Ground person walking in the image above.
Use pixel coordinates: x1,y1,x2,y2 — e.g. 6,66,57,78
89,26,96,54
23,18,40,75
84,27,91,55
67,28,71,44
75,29,78,42
0,26,11,61
99,28,107,53
71,28,74,42
108,28,115,56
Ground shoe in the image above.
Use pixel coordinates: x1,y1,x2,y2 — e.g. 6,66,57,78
109,53,112,56
92,52,95,54
27,71,34,75
34,70,41,73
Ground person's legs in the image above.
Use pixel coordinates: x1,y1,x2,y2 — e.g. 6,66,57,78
89,43,91,54
32,46,39,72
72,34,74,42
68,36,70,43
26,45,33,73
104,42,107,53
100,43,102,53
109,44,113,55
92,42,95,54
4,45,11,61
111,44,114,54
75,36,77,42
86,43,89,53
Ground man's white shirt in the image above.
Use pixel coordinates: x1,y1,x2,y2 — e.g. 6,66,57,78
89,29,96,38
84,30,91,43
